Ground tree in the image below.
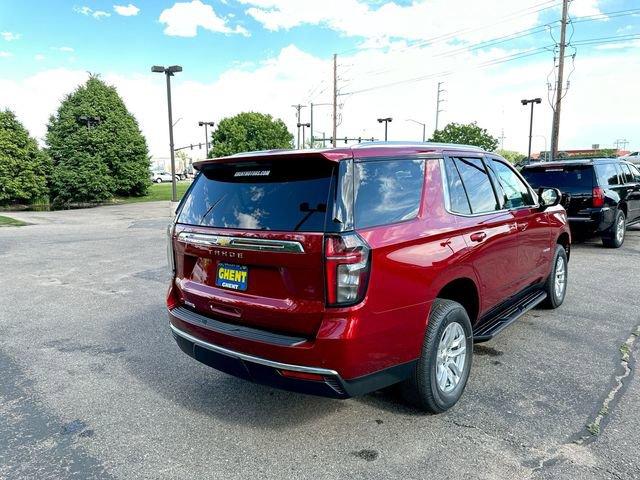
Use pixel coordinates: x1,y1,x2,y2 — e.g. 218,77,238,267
496,149,526,164
46,75,150,205
0,110,50,206
210,112,293,158
430,122,499,151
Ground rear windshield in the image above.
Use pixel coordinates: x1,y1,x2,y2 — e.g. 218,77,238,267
522,165,594,193
177,159,335,232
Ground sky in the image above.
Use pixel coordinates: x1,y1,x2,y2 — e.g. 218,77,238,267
0,0,639,163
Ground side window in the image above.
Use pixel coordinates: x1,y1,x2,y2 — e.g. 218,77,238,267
353,159,425,228
443,157,472,214
629,164,640,182
620,164,633,183
596,163,620,186
453,157,499,214
489,159,534,208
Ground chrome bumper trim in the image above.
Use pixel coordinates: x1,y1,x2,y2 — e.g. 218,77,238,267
177,232,305,253
170,323,338,376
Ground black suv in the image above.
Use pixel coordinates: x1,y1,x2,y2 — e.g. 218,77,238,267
522,159,640,247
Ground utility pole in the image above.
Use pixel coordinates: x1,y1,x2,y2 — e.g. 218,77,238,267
435,81,446,132
550,0,569,160
291,104,306,149
332,53,338,147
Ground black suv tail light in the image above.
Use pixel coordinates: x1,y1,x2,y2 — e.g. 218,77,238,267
324,233,370,307
592,187,605,207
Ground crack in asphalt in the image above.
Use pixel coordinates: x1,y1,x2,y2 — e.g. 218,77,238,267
577,324,639,444
448,325,640,478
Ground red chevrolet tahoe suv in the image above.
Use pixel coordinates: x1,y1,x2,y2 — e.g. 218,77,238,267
167,143,571,412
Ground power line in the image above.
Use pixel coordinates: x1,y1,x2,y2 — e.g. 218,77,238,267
340,46,551,96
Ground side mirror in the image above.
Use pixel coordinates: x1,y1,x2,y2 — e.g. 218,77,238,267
538,187,562,210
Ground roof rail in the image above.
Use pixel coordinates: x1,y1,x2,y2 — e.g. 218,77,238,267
352,141,485,152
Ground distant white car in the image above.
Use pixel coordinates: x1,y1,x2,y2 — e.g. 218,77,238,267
152,172,175,183
618,151,640,166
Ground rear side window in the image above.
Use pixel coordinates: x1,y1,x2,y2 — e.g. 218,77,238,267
595,163,620,186
620,164,634,183
630,164,640,181
488,159,534,208
353,159,425,228
451,157,498,214
177,160,335,232
443,157,472,214
522,165,594,193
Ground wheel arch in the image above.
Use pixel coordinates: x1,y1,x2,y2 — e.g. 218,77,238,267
434,277,480,325
556,231,570,260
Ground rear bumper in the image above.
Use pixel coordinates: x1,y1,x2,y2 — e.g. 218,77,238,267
170,319,415,399
568,207,613,233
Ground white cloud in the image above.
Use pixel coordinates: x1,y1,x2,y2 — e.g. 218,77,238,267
1,32,21,41
159,0,249,37
34,54,45,61
74,5,111,19
0,51,13,58
237,0,548,43
53,46,75,52
569,0,604,18
2,43,640,161
114,3,140,16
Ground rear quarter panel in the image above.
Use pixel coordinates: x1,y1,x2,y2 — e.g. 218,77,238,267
352,158,479,370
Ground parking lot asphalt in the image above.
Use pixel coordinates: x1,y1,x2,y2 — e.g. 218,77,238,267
1,203,639,480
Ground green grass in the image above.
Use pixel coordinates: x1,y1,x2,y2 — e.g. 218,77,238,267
0,215,27,227
115,181,191,204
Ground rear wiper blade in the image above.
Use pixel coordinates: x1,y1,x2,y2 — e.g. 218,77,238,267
294,203,326,231
200,194,226,223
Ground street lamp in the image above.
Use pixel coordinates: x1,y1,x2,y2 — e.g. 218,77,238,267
198,121,215,158
406,119,426,142
377,117,393,141
297,122,311,149
521,98,542,161
152,64,182,203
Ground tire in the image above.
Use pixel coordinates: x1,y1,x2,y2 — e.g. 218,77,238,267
540,244,568,309
401,299,473,413
155,178,162,183
602,210,626,248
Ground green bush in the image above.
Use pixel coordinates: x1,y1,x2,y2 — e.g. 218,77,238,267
46,76,150,205
0,110,50,206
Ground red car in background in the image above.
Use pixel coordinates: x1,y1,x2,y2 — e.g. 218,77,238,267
166,143,570,412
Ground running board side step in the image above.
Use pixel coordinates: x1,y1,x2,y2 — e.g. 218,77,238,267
472,290,547,343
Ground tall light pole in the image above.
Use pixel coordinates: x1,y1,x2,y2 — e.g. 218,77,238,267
152,65,182,203
310,102,332,146
297,122,311,149
406,119,426,142
377,117,392,141
198,121,215,158
521,98,542,160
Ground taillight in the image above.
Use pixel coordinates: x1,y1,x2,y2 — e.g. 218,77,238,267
324,233,370,307
167,223,175,273
593,187,605,207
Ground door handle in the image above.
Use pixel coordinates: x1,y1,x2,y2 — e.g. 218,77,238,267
518,222,528,232
470,232,487,242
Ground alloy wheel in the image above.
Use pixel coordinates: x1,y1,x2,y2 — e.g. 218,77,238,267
436,322,467,393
